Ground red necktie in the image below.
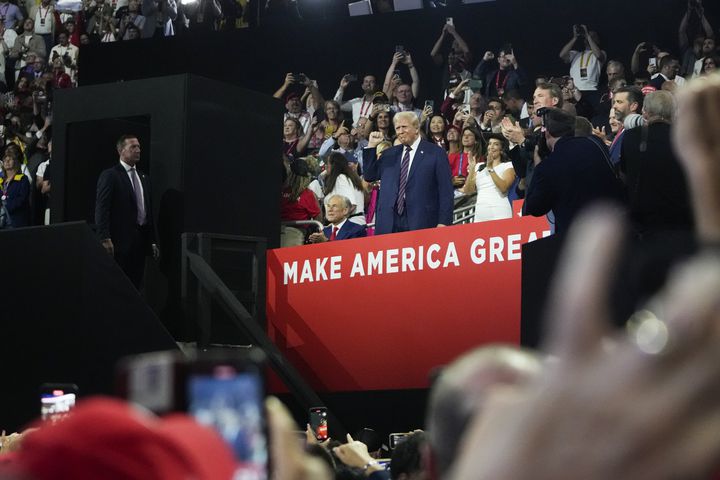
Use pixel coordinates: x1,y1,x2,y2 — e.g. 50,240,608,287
329,226,338,241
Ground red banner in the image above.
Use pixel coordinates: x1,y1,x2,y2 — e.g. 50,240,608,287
267,204,550,392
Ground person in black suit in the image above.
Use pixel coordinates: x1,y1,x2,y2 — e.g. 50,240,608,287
620,91,694,237
95,134,158,289
524,108,624,234
308,194,366,243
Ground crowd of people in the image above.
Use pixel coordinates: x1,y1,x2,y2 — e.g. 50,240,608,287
279,1,719,245
1,0,720,478
0,0,258,229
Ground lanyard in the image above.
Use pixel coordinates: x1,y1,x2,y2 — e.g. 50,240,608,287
495,70,510,93
579,51,592,69
38,6,51,22
359,98,371,118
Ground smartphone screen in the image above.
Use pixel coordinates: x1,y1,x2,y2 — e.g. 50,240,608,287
389,432,410,449
424,100,434,109
40,383,78,423
309,407,328,441
188,365,267,480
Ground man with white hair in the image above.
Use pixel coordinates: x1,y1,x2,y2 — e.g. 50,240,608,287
620,90,694,236
308,194,366,243
364,111,453,234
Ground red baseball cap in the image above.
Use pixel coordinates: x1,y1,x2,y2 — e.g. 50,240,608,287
641,85,657,96
8,397,238,480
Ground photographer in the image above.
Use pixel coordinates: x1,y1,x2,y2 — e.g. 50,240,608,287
382,50,420,114
524,107,623,234
141,0,177,38
559,24,606,108
115,0,147,39
9,18,46,76
85,0,116,40
182,0,222,32
473,46,528,99
49,32,78,84
679,0,714,77
430,23,472,99
274,73,320,134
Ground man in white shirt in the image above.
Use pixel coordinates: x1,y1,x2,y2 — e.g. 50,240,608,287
29,0,55,55
49,32,78,84
559,24,606,107
334,74,377,127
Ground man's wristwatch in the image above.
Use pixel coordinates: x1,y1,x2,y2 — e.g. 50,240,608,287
488,168,495,174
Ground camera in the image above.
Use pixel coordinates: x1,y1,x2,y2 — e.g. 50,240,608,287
573,24,584,37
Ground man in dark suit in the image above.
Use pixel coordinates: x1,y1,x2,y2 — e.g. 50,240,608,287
363,111,453,235
95,134,158,288
524,108,624,234
620,91,694,237
308,194,366,243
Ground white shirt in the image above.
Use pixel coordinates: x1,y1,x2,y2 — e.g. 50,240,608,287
2,28,16,50
328,218,347,238
34,5,53,34
569,49,603,91
120,160,146,221
325,174,365,225
403,134,422,179
651,73,686,86
333,90,374,127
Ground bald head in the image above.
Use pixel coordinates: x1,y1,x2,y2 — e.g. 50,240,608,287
425,345,543,478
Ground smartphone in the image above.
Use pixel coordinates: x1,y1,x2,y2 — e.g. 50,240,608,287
445,17,453,26
293,73,306,83
424,100,434,110
468,79,483,91
389,432,411,449
649,57,657,67
116,350,185,414
309,407,329,441
395,45,405,56
346,74,358,82
461,104,471,114
40,383,78,423
187,350,268,478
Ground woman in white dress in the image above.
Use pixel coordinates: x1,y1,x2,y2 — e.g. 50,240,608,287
461,135,516,222
323,152,367,225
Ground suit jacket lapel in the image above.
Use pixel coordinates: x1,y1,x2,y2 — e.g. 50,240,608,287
115,164,135,205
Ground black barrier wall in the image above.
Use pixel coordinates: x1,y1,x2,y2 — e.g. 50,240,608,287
52,75,283,338
0,223,178,432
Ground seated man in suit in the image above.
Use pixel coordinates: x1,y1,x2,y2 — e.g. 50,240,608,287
308,194,366,243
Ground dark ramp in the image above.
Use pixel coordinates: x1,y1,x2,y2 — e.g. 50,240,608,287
0,222,178,432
